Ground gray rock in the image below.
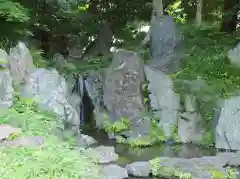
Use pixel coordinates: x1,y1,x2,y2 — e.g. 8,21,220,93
9,42,36,86
101,164,128,179
144,65,180,138
67,93,81,118
85,23,113,58
178,112,204,143
103,49,145,121
85,71,106,128
85,71,105,109
0,68,14,108
53,53,69,67
125,161,150,177
20,68,80,131
150,156,232,179
94,146,118,164
76,134,97,148
0,136,44,147
150,15,182,74
228,43,240,68
69,43,83,59
225,151,240,166
119,117,151,140
215,96,240,150
0,49,9,68
184,95,197,113
0,125,21,141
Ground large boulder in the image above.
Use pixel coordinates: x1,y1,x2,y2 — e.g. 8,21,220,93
9,42,36,86
19,68,80,131
144,65,180,138
228,43,240,67
150,15,182,74
178,95,204,143
0,50,14,108
215,96,240,150
85,71,106,128
103,49,145,121
149,156,235,179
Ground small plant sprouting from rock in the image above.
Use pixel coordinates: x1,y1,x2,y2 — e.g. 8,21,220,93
174,170,192,179
201,130,214,147
141,81,150,108
116,118,166,147
150,157,161,176
103,114,131,133
226,167,238,179
171,125,181,142
150,157,192,179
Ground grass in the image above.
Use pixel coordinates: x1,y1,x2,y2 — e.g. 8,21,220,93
0,94,100,179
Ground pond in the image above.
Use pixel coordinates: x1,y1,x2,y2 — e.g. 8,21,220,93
83,129,223,179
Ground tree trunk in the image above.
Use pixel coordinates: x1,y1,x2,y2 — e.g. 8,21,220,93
141,0,164,46
196,0,203,25
221,0,239,33
152,0,164,18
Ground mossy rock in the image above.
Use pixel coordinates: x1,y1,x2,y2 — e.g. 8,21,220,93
149,157,237,179
103,117,131,133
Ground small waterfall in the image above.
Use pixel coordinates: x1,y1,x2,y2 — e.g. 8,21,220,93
72,73,95,126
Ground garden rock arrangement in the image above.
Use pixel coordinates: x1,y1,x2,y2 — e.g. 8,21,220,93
1,14,240,179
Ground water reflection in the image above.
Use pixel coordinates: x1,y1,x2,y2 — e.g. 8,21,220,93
85,130,216,166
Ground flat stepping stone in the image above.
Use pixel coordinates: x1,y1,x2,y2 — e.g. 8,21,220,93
0,136,44,147
100,164,128,179
125,161,150,177
93,146,118,164
0,124,21,141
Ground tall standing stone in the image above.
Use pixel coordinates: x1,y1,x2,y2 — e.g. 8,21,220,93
103,49,145,121
215,96,240,150
0,49,14,108
9,42,36,86
20,68,80,132
150,15,182,74
144,65,180,138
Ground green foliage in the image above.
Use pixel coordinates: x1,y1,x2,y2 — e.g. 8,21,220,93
171,125,181,142
0,0,29,22
226,167,238,179
201,130,214,147
0,93,100,178
166,0,187,23
174,24,238,96
150,157,192,179
208,168,227,179
103,115,131,133
116,118,166,147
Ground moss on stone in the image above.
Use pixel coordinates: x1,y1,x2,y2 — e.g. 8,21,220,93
103,116,131,133
149,157,192,179
174,170,192,179
115,119,166,147
171,124,181,142
226,167,238,179
203,166,237,179
200,130,214,147
208,168,226,179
